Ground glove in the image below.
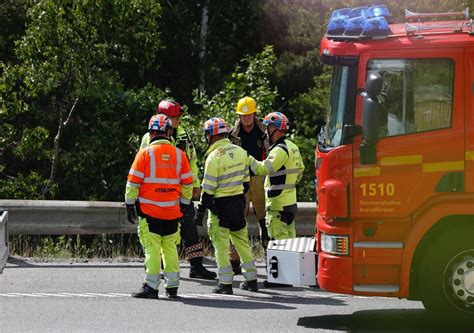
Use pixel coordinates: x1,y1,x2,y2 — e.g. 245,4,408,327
180,202,191,214
194,204,205,226
126,204,138,224
179,203,192,223
201,192,217,214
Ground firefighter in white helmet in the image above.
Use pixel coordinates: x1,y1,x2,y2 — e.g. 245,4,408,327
140,99,216,280
195,117,259,294
126,114,193,299
248,112,305,240
247,112,305,287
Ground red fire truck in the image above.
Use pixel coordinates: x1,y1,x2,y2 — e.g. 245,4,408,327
315,5,474,318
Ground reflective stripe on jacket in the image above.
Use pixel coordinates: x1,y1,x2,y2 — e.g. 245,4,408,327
126,138,193,219
202,138,250,198
249,137,305,211
140,125,200,188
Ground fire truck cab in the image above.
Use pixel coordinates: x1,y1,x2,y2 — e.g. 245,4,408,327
316,5,474,318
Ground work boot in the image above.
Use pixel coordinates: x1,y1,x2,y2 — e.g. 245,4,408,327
189,257,217,280
263,280,290,288
230,260,242,275
165,287,179,299
212,283,233,295
131,283,158,299
240,279,259,292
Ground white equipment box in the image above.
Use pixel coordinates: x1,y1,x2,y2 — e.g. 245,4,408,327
266,237,317,286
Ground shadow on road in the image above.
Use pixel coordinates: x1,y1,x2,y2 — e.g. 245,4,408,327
254,291,346,307
180,276,218,286
180,296,297,310
297,309,474,332
179,292,345,310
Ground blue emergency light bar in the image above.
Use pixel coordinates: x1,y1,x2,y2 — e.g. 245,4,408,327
326,4,392,40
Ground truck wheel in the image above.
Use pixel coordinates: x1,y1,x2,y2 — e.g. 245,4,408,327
419,228,474,319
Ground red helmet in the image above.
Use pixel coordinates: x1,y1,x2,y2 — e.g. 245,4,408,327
156,99,181,117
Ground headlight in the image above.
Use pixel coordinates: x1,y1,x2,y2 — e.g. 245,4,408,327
320,233,349,255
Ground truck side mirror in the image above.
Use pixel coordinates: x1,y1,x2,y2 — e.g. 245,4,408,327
360,73,382,165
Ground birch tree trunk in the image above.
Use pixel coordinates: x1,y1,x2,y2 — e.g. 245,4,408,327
198,0,209,92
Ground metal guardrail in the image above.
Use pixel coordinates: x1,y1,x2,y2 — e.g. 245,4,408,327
0,200,317,237
0,211,8,273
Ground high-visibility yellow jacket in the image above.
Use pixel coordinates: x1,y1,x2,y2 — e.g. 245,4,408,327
140,125,200,188
126,138,193,220
202,138,250,198
249,136,305,212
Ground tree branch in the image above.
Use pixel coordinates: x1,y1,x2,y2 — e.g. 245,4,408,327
42,97,79,199
63,97,79,127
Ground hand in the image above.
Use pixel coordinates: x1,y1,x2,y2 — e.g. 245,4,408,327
126,204,138,224
192,187,201,201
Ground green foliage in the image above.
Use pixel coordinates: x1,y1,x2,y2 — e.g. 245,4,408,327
9,234,265,259
0,171,47,199
289,69,332,201
58,84,167,200
259,1,326,102
0,0,30,65
3,0,467,205
193,46,277,121
156,0,261,104
9,234,143,258
0,0,163,200
13,127,49,159
191,45,277,158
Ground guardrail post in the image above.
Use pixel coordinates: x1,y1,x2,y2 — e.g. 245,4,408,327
0,210,8,273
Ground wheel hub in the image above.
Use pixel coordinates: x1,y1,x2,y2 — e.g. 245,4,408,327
447,252,474,312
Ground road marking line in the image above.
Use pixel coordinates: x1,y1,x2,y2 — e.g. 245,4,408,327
36,293,73,297
0,293,23,297
0,292,375,300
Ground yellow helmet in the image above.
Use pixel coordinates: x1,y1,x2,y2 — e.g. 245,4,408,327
236,96,257,115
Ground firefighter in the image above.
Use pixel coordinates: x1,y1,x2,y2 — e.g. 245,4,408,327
228,96,268,274
140,99,216,280
248,112,305,241
126,114,193,299
194,117,258,294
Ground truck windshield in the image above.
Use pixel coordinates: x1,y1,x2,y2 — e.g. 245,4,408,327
324,65,350,147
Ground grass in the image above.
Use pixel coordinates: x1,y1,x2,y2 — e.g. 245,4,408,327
8,234,266,261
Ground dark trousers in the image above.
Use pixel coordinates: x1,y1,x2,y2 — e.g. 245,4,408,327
180,203,200,247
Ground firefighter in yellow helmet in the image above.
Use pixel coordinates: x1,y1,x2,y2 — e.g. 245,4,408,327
194,117,258,294
228,96,268,274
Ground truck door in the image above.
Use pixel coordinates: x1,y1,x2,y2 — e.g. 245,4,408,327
352,49,464,221
466,47,474,193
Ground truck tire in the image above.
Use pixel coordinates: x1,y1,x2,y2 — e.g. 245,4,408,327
418,226,474,320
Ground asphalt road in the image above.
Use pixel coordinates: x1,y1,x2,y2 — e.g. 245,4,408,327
1,257,473,332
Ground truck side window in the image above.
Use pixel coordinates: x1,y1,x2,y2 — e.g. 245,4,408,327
366,58,454,137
